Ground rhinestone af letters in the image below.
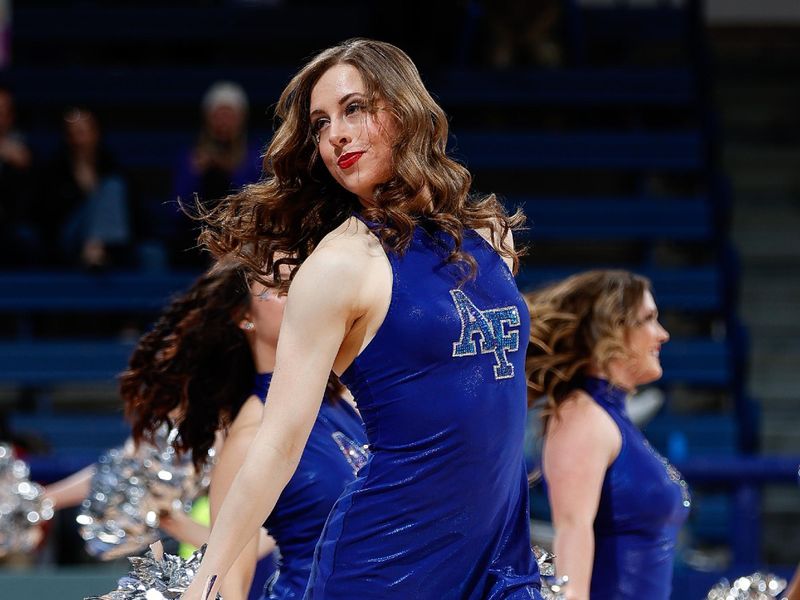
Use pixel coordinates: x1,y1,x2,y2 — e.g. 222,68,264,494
450,289,521,380
331,432,371,476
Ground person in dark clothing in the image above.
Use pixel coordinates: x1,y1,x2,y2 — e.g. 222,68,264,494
39,107,131,268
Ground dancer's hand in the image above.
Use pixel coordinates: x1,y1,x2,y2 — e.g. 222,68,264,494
159,511,209,549
181,571,220,600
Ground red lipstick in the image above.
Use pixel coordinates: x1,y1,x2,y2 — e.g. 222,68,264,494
337,151,364,169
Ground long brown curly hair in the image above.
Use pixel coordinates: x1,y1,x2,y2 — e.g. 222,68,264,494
121,261,346,468
198,38,524,290
525,270,651,422
121,262,255,468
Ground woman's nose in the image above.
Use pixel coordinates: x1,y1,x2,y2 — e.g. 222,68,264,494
328,118,352,148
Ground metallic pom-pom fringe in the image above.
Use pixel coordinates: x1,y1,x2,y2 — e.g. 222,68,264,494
85,540,221,600
0,443,55,557
78,425,214,560
706,572,787,600
533,545,569,600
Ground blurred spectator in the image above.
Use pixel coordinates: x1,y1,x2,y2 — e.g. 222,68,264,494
170,81,263,267
39,107,132,269
480,0,563,68
0,85,40,267
41,108,132,268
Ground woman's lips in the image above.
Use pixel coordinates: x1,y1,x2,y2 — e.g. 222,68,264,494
337,151,364,169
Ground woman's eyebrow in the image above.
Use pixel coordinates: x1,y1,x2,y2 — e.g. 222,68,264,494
310,92,363,118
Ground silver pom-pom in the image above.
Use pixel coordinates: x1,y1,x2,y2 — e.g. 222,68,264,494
533,545,569,600
85,540,221,599
706,572,787,600
0,443,55,557
78,426,214,560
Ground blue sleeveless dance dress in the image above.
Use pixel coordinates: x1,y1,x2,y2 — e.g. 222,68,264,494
305,221,541,599
583,376,690,599
251,373,368,600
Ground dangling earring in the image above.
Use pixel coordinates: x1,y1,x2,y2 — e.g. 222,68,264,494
242,321,255,331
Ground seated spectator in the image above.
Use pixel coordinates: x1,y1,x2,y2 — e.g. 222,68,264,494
0,85,39,267
169,81,263,268
39,107,132,269
480,0,563,68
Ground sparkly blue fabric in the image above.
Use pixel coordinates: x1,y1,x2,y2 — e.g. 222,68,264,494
583,376,690,600
249,555,277,600
251,373,368,600
305,222,541,599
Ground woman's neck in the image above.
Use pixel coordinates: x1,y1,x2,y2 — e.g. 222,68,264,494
585,365,635,393
252,342,276,374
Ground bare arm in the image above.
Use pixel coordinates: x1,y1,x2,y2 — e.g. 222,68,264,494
159,510,276,561
543,393,620,600
159,510,214,549
181,245,367,600
43,465,95,510
208,398,268,600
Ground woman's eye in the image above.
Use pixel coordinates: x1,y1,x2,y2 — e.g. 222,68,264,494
311,118,329,134
345,102,365,116
642,313,657,325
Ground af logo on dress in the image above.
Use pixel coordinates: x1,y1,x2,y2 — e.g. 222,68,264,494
450,289,521,380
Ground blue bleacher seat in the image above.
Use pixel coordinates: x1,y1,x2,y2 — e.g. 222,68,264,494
0,271,197,312
9,66,695,109
516,266,722,312
452,131,704,171
8,412,129,455
13,5,370,43
659,339,730,386
513,196,712,241
0,341,135,385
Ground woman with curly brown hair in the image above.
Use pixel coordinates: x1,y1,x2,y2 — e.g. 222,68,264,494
47,260,367,600
525,270,690,600
121,261,366,600
182,38,540,600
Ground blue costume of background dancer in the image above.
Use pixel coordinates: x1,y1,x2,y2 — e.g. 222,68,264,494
580,376,690,599
306,220,542,599
251,373,368,600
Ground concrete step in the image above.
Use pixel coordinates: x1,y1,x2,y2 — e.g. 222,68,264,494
733,234,800,262
763,487,800,515
740,314,800,339
759,411,800,453
715,82,800,141
723,145,800,194
740,269,800,290
731,190,800,211
731,200,800,260
747,377,798,403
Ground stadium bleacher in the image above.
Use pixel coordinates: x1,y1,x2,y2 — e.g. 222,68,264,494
1,2,797,596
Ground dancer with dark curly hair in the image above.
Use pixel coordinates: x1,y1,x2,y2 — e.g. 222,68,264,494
182,38,540,600
46,261,366,600
525,270,690,600
122,261,366,600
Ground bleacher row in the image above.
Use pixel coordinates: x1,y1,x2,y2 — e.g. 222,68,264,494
2,3,797,592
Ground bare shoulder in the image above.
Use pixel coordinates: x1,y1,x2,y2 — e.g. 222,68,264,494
295,217,382,287
286,216,391,327
473,217,514,269
318,216,383,256
546,389,621,455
